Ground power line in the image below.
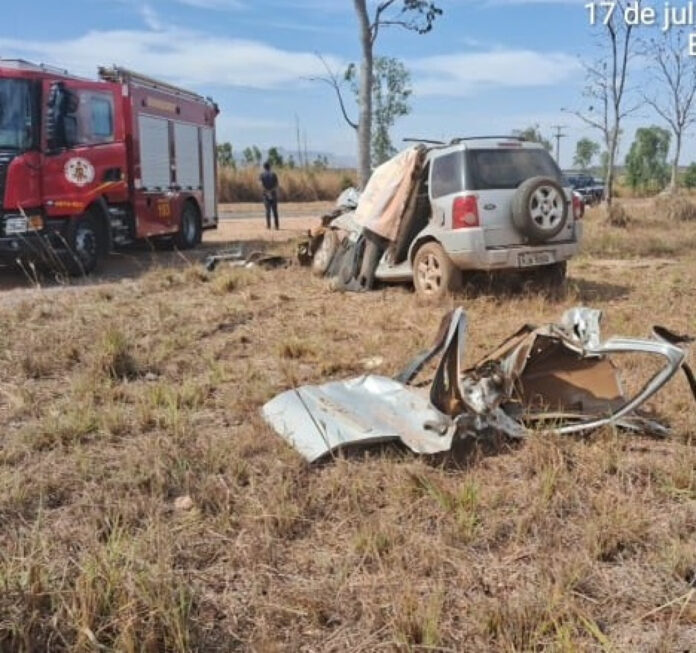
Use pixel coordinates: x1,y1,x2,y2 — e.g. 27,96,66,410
550,125,568,164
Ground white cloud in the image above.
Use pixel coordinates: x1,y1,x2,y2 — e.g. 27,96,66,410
411,49,581,96
174,0,245,9
139,4,164,31
0,28,344,91
215,113,289,142
0,20,579,102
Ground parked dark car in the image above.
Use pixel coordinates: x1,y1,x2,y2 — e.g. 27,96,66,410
563,171,604,206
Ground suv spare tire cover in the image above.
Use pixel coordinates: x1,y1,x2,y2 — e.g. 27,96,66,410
511,176,568,243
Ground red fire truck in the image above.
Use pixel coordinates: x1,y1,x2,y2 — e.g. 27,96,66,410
0,59,219,273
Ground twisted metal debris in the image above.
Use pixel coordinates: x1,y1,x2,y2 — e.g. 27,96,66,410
263,308,695,462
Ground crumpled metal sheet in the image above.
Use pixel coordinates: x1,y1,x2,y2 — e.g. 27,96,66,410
411,306,694,438
262,307,696,462
262,375,454,463
336,187,361,210
205,248,288,272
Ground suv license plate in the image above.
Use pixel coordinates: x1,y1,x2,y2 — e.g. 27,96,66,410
4,217,28,235
519,251,554,267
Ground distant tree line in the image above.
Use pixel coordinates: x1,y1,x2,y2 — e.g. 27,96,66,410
515,123,696,194
216,143,331,171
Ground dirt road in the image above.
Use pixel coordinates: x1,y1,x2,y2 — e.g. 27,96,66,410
218,201,331,223
0,202,330,293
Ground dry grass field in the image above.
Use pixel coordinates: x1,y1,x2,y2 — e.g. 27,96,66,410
218,167,357,203
1,199,696,651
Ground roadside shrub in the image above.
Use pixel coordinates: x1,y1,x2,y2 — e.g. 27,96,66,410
653,194,696,222
95,328,140,380
340,173,356,190
217,166,357,203
683,162,696,189
606,202,631,228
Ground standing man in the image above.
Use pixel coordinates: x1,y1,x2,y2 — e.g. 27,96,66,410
259,161,280,230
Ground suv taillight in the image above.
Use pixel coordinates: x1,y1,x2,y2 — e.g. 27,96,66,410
452,196,479,229
572,193,584,220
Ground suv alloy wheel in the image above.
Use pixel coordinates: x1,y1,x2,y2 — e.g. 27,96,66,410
413,241,461,299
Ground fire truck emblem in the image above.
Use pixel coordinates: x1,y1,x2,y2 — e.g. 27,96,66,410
64,157,95,187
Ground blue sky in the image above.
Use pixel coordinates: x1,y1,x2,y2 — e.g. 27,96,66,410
0,0,691,168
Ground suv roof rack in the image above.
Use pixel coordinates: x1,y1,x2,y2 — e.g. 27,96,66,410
449,135,525,144
403,138,446,145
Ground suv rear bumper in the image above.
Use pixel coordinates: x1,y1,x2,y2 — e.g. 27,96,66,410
442,225,581,270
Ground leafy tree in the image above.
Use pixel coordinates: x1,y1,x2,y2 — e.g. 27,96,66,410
267,147,284,168
644,30,696,192
351,0,442,187
573,138,600,170
514,125,552,152
242,146,262,166
312,154,330,170
683,162,696,189
564,0,639,208
346,56,412,166
625,126,671,192
216,142,234,168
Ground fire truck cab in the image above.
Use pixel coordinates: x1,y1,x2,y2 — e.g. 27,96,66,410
0,59,219,274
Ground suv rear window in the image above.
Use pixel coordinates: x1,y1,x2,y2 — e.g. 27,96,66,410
467,149,562,190
431,151,464,198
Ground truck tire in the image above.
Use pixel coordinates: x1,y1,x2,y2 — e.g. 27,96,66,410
413,241,461,300
311,230,339,277
512,176,568,243
175,201,201,250
65,210,102,275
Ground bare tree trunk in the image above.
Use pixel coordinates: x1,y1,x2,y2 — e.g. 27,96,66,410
604,130,617,209
671,131,682,193
353,0,373,189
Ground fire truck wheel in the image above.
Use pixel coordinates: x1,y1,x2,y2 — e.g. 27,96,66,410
175,201,202,250
66,211,102,275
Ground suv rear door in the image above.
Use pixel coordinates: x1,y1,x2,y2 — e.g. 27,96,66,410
466,145,572,247
428,148,464,230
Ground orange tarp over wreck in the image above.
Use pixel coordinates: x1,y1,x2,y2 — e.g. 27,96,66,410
353,146,422,241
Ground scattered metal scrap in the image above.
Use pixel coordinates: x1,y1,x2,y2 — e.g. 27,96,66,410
262,307,696,462
205,246,289,272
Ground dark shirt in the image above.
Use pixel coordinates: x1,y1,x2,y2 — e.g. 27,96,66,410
260,170,278,198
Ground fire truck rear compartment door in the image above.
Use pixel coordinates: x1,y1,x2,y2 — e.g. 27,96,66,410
201,127,216,220
174,123,201,190
138,115,171,190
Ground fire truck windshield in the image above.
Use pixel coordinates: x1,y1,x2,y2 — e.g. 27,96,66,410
0,79,34,151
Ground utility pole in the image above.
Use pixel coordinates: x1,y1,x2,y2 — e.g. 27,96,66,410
551,125,567,165
295,114,303,168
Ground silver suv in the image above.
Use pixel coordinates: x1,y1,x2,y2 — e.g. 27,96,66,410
315,136,583,298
